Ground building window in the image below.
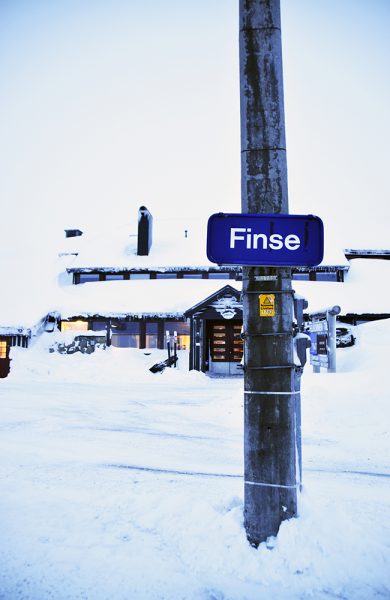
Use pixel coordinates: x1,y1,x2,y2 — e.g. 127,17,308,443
182,273,202,279
111,334,132,348
208,272,230,279
146,322,158,348
60,320,89,332
156,273,177,279
130,273,150,280
91,321,107,331
79,274,100,283
105,274,124,281
0,341,7,359
316,273,338,282
292,273,310,281
164,321,190,350
111,322,140,348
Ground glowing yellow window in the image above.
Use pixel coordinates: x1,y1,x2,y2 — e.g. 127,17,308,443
177,334,190,350
60,320,89,332
0,341,7,359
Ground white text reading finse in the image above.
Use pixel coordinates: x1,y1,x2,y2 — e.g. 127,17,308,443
229,228,301,251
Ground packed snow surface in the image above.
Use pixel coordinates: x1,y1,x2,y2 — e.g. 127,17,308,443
1,320,389,599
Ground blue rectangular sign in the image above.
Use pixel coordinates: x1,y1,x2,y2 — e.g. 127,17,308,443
207,213,324,266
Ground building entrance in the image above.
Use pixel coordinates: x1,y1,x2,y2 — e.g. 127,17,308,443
207,320,243,376
0,339,11,378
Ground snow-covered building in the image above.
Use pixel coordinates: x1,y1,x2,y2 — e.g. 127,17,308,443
0,308,58,378
55,207,247,374
1,206,389,378
54,206,354,375
0,241,62,377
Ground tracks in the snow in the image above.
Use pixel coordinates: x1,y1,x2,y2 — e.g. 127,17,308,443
104,463,390,480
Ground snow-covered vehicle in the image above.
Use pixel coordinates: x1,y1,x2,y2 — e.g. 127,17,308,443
336,326,355,348
51,332,107,355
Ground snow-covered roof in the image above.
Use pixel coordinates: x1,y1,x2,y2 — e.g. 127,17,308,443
60,215,215,271
344,249,390,259
294,259,390,315
55,279,242,319
60,212,350,272
54,259,390,320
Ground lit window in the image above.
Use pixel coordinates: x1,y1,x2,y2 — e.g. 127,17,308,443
164,322,190,350
60,320,89,332
0,341,7,359
177,335,190,350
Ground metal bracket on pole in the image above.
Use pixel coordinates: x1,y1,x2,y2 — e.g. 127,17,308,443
242,275,292,282
246,365,296,370
245,390,301,396
242,332,292,338
244,290,295,296
245,480,300,490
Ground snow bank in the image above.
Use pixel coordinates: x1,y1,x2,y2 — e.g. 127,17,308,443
9,333,193,384
0,320,389,599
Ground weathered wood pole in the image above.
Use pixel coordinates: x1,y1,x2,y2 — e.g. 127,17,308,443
240,0,298,546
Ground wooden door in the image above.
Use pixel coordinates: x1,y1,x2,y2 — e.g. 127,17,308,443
208,321,243,374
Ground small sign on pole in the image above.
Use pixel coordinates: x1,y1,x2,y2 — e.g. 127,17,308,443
259,294,275,316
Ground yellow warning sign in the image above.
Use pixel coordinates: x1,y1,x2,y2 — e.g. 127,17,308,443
259,294,275,317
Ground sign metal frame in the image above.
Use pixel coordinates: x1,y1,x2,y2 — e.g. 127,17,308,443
207,213,324,267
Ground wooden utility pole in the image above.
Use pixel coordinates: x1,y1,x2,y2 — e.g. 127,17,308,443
240,0,298,546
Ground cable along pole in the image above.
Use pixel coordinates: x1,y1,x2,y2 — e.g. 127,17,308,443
240,0,298,546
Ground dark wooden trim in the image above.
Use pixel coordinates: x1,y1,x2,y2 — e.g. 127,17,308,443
189,319,194,370
139,321,146,349
157,321,165,349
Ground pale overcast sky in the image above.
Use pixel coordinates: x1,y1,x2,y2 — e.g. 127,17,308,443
1,0,389,253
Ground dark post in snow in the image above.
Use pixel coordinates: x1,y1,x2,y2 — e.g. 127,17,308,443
240,0,298,545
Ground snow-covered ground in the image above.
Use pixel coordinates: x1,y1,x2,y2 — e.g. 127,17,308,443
1,320,389,599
